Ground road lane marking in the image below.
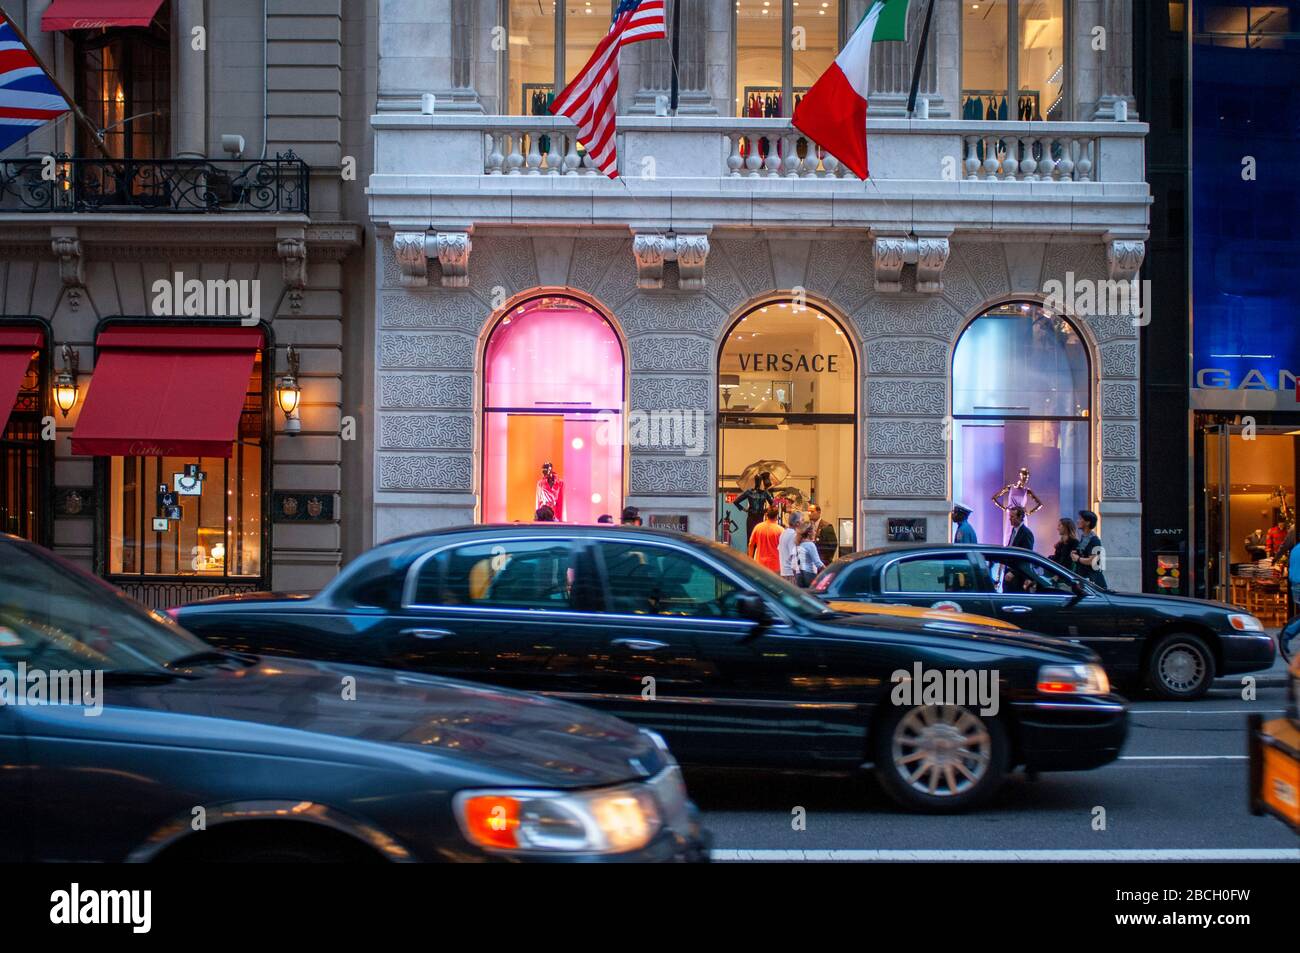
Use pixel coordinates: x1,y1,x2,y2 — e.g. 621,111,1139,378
1130,709,1284,715
710,849,1300,862
1059,754,1244,764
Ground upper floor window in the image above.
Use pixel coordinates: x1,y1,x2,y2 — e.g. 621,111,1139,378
506,0,614,116
962,0,1068,121
735,0,843,117
75,7,171,159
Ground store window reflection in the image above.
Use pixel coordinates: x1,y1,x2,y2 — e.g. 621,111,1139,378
952,302,1091,551
0,334,46,542
507,0,613,116
962,0,1068,121
108,354,264,578
482,295,625,524
717,299,856,558
736,0,841,117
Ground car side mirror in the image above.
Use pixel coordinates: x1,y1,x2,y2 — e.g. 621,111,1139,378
1069,580,1087,601
735,594,773,639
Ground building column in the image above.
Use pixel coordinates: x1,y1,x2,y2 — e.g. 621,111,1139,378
860,0,949,117
632,0,713,114
175,0,206,158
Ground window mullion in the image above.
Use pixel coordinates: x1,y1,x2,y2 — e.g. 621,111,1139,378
556,1,566,96
783,0,794,117
1007,0,1019,115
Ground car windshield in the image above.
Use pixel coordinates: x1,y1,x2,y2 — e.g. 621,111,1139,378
703,541,840,620
0,539,213,673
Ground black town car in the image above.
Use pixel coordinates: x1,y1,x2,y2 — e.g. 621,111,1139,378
173,525,1128,812
0,535,707,862
811,543,1277,700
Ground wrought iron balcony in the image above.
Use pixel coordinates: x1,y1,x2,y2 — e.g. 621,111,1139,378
0,152,309,214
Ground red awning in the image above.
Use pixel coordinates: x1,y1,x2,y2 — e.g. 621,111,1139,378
70,326,263,458
42,0,166,31
0,328,42,434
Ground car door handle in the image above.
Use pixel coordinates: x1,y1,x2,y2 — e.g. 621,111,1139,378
610,638,668,651
1001,605,1032,614
401,628,453,640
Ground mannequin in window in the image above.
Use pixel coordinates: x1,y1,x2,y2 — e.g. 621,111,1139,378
536,462,565,522
993,468,1043,523
734,471,774,545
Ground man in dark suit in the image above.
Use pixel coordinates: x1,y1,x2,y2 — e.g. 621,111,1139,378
1007,505,1035,551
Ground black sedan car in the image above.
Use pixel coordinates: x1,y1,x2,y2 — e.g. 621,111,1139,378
0,535,706,862
174,524,1128,812
810,543,1277,700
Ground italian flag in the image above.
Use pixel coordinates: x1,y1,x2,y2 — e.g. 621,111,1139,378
792,0,910,180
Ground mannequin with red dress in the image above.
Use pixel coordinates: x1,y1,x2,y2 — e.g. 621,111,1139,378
536,462,565,522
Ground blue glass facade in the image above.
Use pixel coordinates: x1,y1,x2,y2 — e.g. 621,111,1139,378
1192,2,1300,410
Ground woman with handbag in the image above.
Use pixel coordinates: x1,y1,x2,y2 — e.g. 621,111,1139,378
795,522,825,588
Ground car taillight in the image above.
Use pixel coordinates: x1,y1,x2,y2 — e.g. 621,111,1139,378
164,607,181,620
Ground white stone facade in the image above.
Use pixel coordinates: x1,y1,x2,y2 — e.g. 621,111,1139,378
368,0,1151,591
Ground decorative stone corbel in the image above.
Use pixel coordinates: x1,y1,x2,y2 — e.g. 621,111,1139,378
872,236,907,293
631,230,710,290
277,235,308,312
392,231,429,287
915,237,951,294
391,229,473,288
632,233,669,289
872,232,950,293
1105,236,1146,282
50,227,84,311
674,234,710,291
431,230,472,288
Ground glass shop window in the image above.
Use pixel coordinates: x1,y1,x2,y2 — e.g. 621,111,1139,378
108,354,264,579
507,0,614,116
962,0,1068,121
736,0,843,117
75,7,171,160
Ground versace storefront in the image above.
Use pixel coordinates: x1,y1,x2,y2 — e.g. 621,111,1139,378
371,231,1145,591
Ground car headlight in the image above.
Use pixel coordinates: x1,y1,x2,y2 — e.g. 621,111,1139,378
454,784,661,854
1037,663,1110,696
1228,613,1264,632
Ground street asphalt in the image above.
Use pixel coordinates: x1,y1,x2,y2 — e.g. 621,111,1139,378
689,671,1300,862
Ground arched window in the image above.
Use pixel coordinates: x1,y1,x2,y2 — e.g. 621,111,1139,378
717,297,856,558
951,301,1091,547
482,294,625,524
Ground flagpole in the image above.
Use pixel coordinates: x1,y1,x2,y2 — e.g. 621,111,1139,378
905,0,937,118
0,3,113,159
668,0,681,114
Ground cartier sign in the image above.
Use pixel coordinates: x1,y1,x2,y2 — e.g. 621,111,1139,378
737,352,840,374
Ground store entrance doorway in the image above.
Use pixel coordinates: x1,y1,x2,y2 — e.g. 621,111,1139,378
716,299,857,561
1201,422,1297,624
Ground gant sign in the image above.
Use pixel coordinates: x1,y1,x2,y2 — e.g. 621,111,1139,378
1192,367,1300,411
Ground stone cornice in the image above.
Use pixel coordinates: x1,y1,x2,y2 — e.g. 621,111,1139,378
0,217,363,262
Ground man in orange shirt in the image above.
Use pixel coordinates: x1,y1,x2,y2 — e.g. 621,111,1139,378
748,505,784,575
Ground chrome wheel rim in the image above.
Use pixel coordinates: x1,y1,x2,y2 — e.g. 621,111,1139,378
1158,644,1205,693
890,705,992,798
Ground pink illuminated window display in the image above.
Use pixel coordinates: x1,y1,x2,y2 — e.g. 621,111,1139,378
482,295,625,524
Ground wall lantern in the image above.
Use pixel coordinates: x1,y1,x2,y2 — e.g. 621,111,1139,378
276,344,302,435
53,343,79,417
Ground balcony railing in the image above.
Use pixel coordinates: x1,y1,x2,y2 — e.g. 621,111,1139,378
373,115,1145,185
0,152,310,214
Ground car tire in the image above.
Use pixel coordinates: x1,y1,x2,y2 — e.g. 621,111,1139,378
1144,632,1215,700
872,704,1009,813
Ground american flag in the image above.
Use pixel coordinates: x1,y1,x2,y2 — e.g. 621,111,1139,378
0,11,71,155
549,0,667,179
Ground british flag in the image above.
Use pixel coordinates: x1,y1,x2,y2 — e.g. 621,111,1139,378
550,0,667,178
0,11,71,155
